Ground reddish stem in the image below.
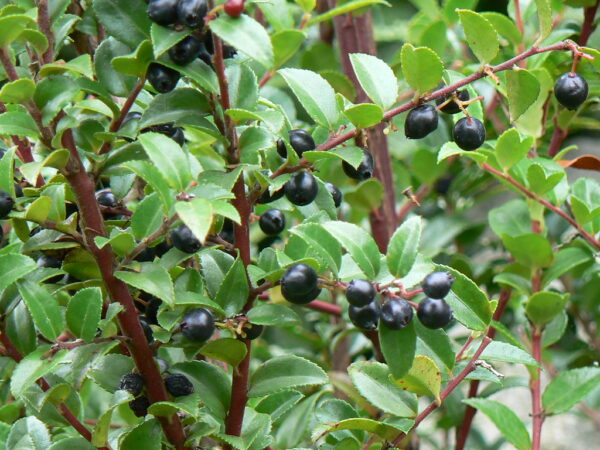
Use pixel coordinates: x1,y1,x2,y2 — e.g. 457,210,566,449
37,0,55,64
306,300,342,316
579,1,600,46
530,326,544,450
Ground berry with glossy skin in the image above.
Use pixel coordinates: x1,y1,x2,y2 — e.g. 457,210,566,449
0,190,15,219
285,171,319,206
147,0,178,26
325,182,342,208
259,209,286,235
342,148,375,181
224,0,245,18
281,263,320,304
134,246,156,262
95,190,118,207
381,298,413,329
119,373,144,397
129,396,150,417
164,373,195,396
219,218,234,244
554,72,588,110
422,271,454,299
404,105,438,139
349,301,380,330
276,139,287,158
453,117,485,151
243,323,264,340
170,224,202,254
417,297,453,329
169,35,203,66
147,63,180,93
181,307,215,342
289,129,316,157
177,0,208,27
436,89,470,114
345,279,376,307
139,317,154,343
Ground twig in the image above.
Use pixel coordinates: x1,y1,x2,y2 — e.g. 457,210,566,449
36,0,54,64
579,1,600,47
306,300,342,316
530,326,544,450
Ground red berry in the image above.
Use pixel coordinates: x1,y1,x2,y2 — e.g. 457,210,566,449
224,0,245,18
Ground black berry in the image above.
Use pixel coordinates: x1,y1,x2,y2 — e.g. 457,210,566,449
223,45,237,59
342,148,374,181
554,72,588,110
170,127,185,146
164,373,195,397
434,175,453,195
181,307,215,343
380,298,413,330
147,63,180,94
134,246,156,262
436,89,470,114
453,117,485,151
404,105,438,139
177,0,208,27
422,271,454,299
288,129,316,157
147,0,178,26
281,263,320,304
345,279,376,307
285,171,319,206
243,323,264,340
0,190,15,219
259,209,286,235
139,317,154,343
219,218,234,244
325,182,342,208
119,372,144,397
197,42,213,66
95,190,118,208
349,301,380,330
257,186,285,204
36,255,62,269
276,139,287,158
129,396,150,417
417,297,453,329
170,224,202,254
169,35,203,66
144,295,162,325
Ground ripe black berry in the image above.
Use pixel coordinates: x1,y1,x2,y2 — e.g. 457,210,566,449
453,117,485,151
147,0,178,26
276,139,287,158
342,148,374,181
259,209,286,235
422,271,454,299
349,301,380,330
417,297,453,329
129,396,150,417
257,186,285,204
0,190,15,219
119,372,144,397
170,127,185,145
345,279,376,307
404,105,438,139
380,298,413,330
144,295,162,325
170,224,202,254
325,182,342,208
243,323,264,340
134,246,156,262
147,63,180,94
281,263,320,304
289,129,316,157
177,0,208,28
95,190,118,208
284,171,318,206
219,218,234,244
139,317,154,343
181,307,215,342
436,89,470,114
169,35,203,66
164,373,195,397
36,255,62,269
554,72,588,110
198,42,213,66
224,0,245,18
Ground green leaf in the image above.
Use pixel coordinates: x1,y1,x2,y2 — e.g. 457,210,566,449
313,418,410,443
415,321,455,372
92,391,133,446
112,39,154,77
350,53,398,110
139,132,191,192
10,346,68,397
501,233,554,268
542,367,600,415
210,14,274,68
120,418,161,450
435,265,492,331
246,304,300,327
437,141,486,164
400,44,443,94
131,193,164,240
0,111,40,138
272,29,305,68
307,0,391,26
49,438,96,450
480,12,521,45
89,354,134,392
345,178,384,213
66,287,103,342
295,0,316,11
542,247,591,287
525,291,569,327
6,417,51,450
506,69,540,121
387,216,422,278
348,361,417,417
200,338,248,367
289,223,342,275
148,393,201,419
175,198,213,245
457,9,499,63
93,0,151,48
480,341,539,367
17,280,64,341
249,355,328,397
0,15,35,46
343,103,384,128
0,254,37,291
279,68,338,129
463,399,531,450
122,161,174,213
534,0,552,39
570,178,600,224
25,196,53,223
303,146,364,168
0,79,35,104
215,257,249,316
116,264,175,307
379,320,416,379
392,356,442,402
227,63,258,111
150,23,190,58
161,59,219,94
323,221,380,279
495,128,534,170
94,37,136,97
0,146,15,197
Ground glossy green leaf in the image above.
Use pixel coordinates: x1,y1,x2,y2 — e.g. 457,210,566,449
437,141,486,164
343,103,384,128
506,69,540,121
66,287,103,342
350,53,398,109
570,178,600,224
92,391,133,446
415,321,455,372
379,320,416,379
94,37,137,97
0,15,35,46
387,216,422,278
0,79,35,104
200,338,248,367
215,257,249,315
139,132,191,192
116,264,175,306
122,161,174,213
323,221,380,279
481,12,521,45
501,233,554,268
10,346,68,397
542,247,591,287
400,44,443,94
93,0,151,47
307,0,390,25
303,146,364,168
227,63,258,111
495,128,533,170
246,304,300,327
175,198,213,245
457,9,499,63
0,146,15,197
344,178,384,213
542,367,600,415
392,355,442,402
480,341,539,367
313,418,410,443
161,59,219,94
0,111,40,138
255,390,303,422
272,29,305,67
150,23,190,58
17,280,64,341
148,393,201,419
131,193,164,240
6,417,51,450
112,40,153,77
0,254,37,292
525,291,569,327
120,418,161,450
289,222,342,275
49,438,96,450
